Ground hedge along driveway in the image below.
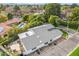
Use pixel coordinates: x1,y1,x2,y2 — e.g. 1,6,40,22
57,20,79,30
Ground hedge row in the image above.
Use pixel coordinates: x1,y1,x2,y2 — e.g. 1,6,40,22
58,20,79,30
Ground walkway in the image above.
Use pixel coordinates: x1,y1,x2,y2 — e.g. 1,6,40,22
29,32,79,56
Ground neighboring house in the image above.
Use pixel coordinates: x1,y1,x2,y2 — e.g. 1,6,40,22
18,24,63,55
14,10,22,16
34,10,45,15
0,23,12,36
20,7,45,15
5,6,14,14
61,8,72,20
0,18,20,36
5,18,20,25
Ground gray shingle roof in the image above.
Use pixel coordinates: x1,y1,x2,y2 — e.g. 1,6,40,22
18,24,63,50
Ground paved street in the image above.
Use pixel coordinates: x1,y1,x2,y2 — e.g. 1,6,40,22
29,32,79,56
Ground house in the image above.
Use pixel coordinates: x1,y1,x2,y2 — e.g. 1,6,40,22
0,18,20,36
5,18,20,25
18,24,63,55
0,23,12,36
5,6,14,14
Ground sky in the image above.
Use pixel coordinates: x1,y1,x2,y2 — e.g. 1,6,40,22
0,0,79,3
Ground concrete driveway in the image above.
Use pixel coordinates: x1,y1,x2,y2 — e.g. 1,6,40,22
29,32,79,56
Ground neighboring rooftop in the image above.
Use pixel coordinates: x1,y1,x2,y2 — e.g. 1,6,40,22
0,23,12,36
0,18,20,36
18,24,63,51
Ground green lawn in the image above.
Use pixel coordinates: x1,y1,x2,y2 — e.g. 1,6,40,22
68,45,79,56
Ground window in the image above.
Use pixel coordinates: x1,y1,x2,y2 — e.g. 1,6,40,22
26,30,34,36
32,47,36,50
45,42,48,44
25,33,29,36
48,28,55,31
50,39,52,41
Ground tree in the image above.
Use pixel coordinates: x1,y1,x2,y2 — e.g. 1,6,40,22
1,29,19,45
61,5,72,20
48,15,60,27
72,16,79,21
34,14,46,22
14,5,20,12
22,14,29,21
0,4,3,9
7,13,13,19
0,4,4,11
58,19,79,30
45,3,61,18
71,4,78,8
20,14,46,31
0,14,8,23
26,14,46,28
28,14,37,22
0,4,3,13
69,7,79,20
61,5,70,11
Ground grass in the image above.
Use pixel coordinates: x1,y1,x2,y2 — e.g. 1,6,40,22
68,45,79,56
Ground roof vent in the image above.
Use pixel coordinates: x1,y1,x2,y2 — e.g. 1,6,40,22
40,41,42,43
18,33,27,39
37,35,40,38
48,28,55,31
26,30,34,36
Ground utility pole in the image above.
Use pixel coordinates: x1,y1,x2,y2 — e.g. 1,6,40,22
66,19,69,39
